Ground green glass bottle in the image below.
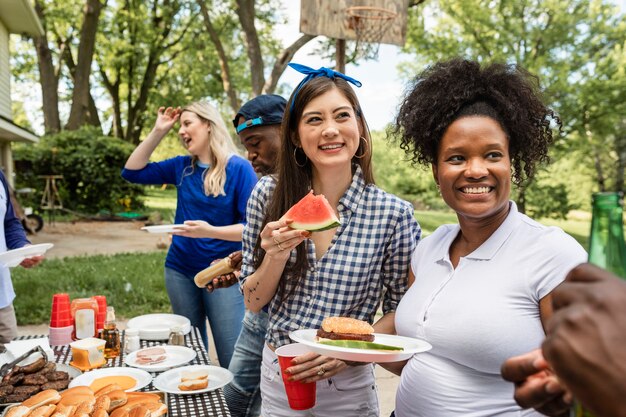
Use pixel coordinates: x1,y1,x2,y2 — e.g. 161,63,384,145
574,192,626,417
587,192,626,278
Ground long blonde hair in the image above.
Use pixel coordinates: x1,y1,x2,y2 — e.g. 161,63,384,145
180,101,238,196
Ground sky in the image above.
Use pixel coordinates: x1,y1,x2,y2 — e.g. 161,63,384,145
274,2,410,131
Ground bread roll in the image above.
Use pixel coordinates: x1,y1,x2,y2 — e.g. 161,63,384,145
57,393,94,407
22,390,62,409
94,384,122,398
143,402,167,417
49,404,75,417
5,405,31,417
123,393,160,403
91,409,109,417
59,387,93,398
180,370,208,382
26,405,56,417
73,400,94,416
94,395,111,413
128,406,150,417
106,390,127,410
178,379,208,391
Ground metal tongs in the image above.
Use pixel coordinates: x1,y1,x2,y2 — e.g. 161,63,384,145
0,345,48,377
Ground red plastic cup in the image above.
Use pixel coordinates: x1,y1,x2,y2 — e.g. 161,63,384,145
275,343,316,410
50,293,72,328
92,295,107,331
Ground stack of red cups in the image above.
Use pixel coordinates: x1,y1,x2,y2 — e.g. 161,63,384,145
92,295,107,336
48,293,73,346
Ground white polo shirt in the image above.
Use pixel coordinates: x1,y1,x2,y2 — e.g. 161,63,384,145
395,201,587,417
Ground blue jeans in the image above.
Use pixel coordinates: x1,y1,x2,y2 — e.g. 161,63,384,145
165,267,244,368
223,309,268,417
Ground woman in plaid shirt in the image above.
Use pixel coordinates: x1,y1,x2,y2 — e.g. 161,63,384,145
239,64,420,417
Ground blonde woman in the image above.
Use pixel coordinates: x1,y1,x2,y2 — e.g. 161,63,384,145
122,101,257,367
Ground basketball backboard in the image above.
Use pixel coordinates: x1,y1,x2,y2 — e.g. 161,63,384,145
300,0,409,46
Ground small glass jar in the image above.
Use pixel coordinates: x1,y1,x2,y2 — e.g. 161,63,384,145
124,328,140,354
168,326,185,346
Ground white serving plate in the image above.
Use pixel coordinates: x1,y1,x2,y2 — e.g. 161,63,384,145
152,365,233,395
289,329,432,363
126,313,191,340
0,243,54,268
140,225,185,234
124,345,196,372
68,366,152,392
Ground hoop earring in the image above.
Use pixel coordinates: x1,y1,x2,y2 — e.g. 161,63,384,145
293,147,308,167
354,136,369,159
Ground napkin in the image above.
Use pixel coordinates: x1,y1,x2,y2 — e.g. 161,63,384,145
4,337,55,365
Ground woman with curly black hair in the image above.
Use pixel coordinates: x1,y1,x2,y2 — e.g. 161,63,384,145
386,58,587,416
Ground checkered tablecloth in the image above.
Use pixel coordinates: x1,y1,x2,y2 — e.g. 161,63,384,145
19,328,230,417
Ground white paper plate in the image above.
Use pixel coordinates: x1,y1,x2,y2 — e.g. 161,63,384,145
289,329,432,363
68,366,152,392
152,365,233,395
124,345,196,372
126,314,191,340
0,243,54,268
140,225,185,234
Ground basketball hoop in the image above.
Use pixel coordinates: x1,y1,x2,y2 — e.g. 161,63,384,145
345,6,398,60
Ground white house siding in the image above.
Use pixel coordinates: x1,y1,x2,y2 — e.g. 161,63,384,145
0,22,11,119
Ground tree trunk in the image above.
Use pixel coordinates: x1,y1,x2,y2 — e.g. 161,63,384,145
263,34,316,94
62,44,101,130
197,0,240,111
235,0,264,96
615,119,626,193
66,0,105,130
32,1,61,133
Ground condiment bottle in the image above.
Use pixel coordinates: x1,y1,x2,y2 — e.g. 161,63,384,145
101,306,120,359
124,328,140,354
70,298,99,340
168,326,185,346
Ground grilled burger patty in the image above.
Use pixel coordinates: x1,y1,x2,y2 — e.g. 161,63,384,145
316,328,375,342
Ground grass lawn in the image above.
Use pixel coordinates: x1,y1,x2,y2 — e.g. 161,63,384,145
12,187,593,325
13,252,170,325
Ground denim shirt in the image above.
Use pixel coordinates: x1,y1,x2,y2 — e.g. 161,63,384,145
240,166,421,347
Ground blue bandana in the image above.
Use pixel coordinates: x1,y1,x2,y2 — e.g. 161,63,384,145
287,63,362,112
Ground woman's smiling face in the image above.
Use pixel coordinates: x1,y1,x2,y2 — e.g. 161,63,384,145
297,87,360,170
433,116,511,223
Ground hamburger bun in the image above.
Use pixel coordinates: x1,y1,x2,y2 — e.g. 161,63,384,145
177,379,208,391
128,406,150,417
180,370,208,382
22,390,61,409
317,317,375,342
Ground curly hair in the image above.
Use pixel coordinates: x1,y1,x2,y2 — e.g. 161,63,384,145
391,58,561,185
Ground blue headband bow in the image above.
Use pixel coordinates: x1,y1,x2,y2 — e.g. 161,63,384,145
288,63,362,112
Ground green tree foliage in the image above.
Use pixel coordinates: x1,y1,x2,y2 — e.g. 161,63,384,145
372,132,447,210
397,0,625,216
13,127,145,213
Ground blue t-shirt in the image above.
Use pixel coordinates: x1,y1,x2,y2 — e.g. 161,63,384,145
122,155,257,277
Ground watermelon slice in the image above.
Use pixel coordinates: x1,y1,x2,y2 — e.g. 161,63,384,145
284,191,340,231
